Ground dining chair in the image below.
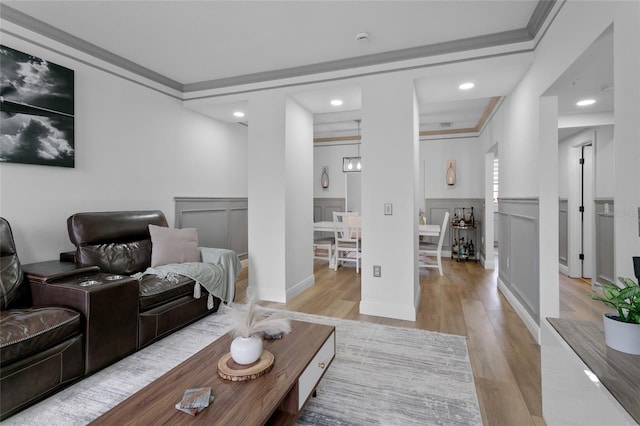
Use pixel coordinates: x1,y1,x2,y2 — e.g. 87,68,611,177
419,211,450,275
333,212,362,273
313,236,335,268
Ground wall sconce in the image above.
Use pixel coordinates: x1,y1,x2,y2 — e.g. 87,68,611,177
446,160,456,186
321,166,329,189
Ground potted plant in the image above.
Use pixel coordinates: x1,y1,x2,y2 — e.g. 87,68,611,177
588,276,640,355
225,299,291,365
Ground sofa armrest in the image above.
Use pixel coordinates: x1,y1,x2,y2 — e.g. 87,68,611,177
22,261,100,283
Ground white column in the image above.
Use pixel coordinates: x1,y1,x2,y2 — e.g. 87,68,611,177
359,73,420,321
284,98,315,300
539,96,560,328
247,92,314,302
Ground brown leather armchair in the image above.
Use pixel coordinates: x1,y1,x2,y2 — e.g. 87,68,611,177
0,218,84,420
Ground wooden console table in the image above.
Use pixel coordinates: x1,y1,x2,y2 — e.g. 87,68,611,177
91,320,335,425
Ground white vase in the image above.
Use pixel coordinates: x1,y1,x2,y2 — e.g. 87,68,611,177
603,313,640,355
230,335,263,364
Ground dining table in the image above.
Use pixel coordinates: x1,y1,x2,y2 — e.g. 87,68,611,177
313,221,440,269
419,224,441,237
313,221,335,233
315,222,440,236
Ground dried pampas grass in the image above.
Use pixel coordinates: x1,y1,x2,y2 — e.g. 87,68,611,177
224,298,291,339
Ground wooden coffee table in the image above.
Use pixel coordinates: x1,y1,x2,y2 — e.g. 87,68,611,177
90,320,335,425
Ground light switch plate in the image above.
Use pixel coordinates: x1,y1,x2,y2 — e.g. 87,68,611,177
373,265,381,277
384,203,392,215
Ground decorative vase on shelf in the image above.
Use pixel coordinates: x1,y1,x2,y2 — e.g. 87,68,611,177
588,275,640,355
224,297,291,365
230,335,263,365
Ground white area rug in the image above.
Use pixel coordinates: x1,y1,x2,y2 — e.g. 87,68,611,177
4,310,481,425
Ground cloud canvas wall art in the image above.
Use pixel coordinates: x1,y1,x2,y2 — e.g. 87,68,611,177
0,45,74,168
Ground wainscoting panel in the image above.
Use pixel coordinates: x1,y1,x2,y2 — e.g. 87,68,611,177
229,207,249,257
175,197,248,257
595,199,614,286
424,199,484,256
314,198,345,222
498,211,510,285
559,199,568,269
510,214,539,322
181,208,227,248
498,198,540,324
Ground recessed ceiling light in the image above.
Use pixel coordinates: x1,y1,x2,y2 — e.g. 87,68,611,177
233,111,245,118
576,99,596,106
330,99,343,106
459,82,475,90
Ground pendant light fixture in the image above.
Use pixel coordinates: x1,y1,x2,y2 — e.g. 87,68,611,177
342,119,362,172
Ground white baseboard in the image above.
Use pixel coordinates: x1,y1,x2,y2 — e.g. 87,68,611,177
497,277,541,343
480,253,495,270
559,263,568,276
359,300,416,322
253,286,287,303
286,274,315,301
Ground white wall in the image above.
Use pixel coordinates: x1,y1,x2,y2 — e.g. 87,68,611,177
285,98,314,299
497,1,640,339
557,135,571,199
313,142,358,198
558,125,613,199
594,125,614,198
420,137,484,199
0,32,248,264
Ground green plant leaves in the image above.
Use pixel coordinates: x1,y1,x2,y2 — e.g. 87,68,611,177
587,277,640,324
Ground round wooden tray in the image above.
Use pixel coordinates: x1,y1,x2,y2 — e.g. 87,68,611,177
217,350,275,382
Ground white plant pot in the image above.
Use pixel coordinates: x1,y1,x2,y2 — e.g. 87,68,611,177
230,335,263,365
603,313,640,355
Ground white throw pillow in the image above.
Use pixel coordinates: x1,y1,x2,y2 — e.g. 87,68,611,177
148,224,201,267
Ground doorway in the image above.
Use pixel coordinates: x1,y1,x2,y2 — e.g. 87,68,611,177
563,135,595,282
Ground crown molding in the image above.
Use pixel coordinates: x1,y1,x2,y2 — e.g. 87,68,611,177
527,0,557,38
0,4,183,92
1,2,555,95
183,29,531,93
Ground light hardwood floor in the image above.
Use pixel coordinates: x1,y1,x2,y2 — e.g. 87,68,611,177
234,257,608,425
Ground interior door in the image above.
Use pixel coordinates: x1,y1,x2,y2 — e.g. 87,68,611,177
582,144,594,279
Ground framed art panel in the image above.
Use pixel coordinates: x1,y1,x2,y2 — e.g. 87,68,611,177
0,45,75,167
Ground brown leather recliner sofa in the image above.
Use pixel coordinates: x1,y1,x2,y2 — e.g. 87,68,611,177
0,218,84,420
66,210,235,349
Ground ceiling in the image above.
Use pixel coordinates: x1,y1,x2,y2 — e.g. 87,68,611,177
545,26,614,141
2,1,610,139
